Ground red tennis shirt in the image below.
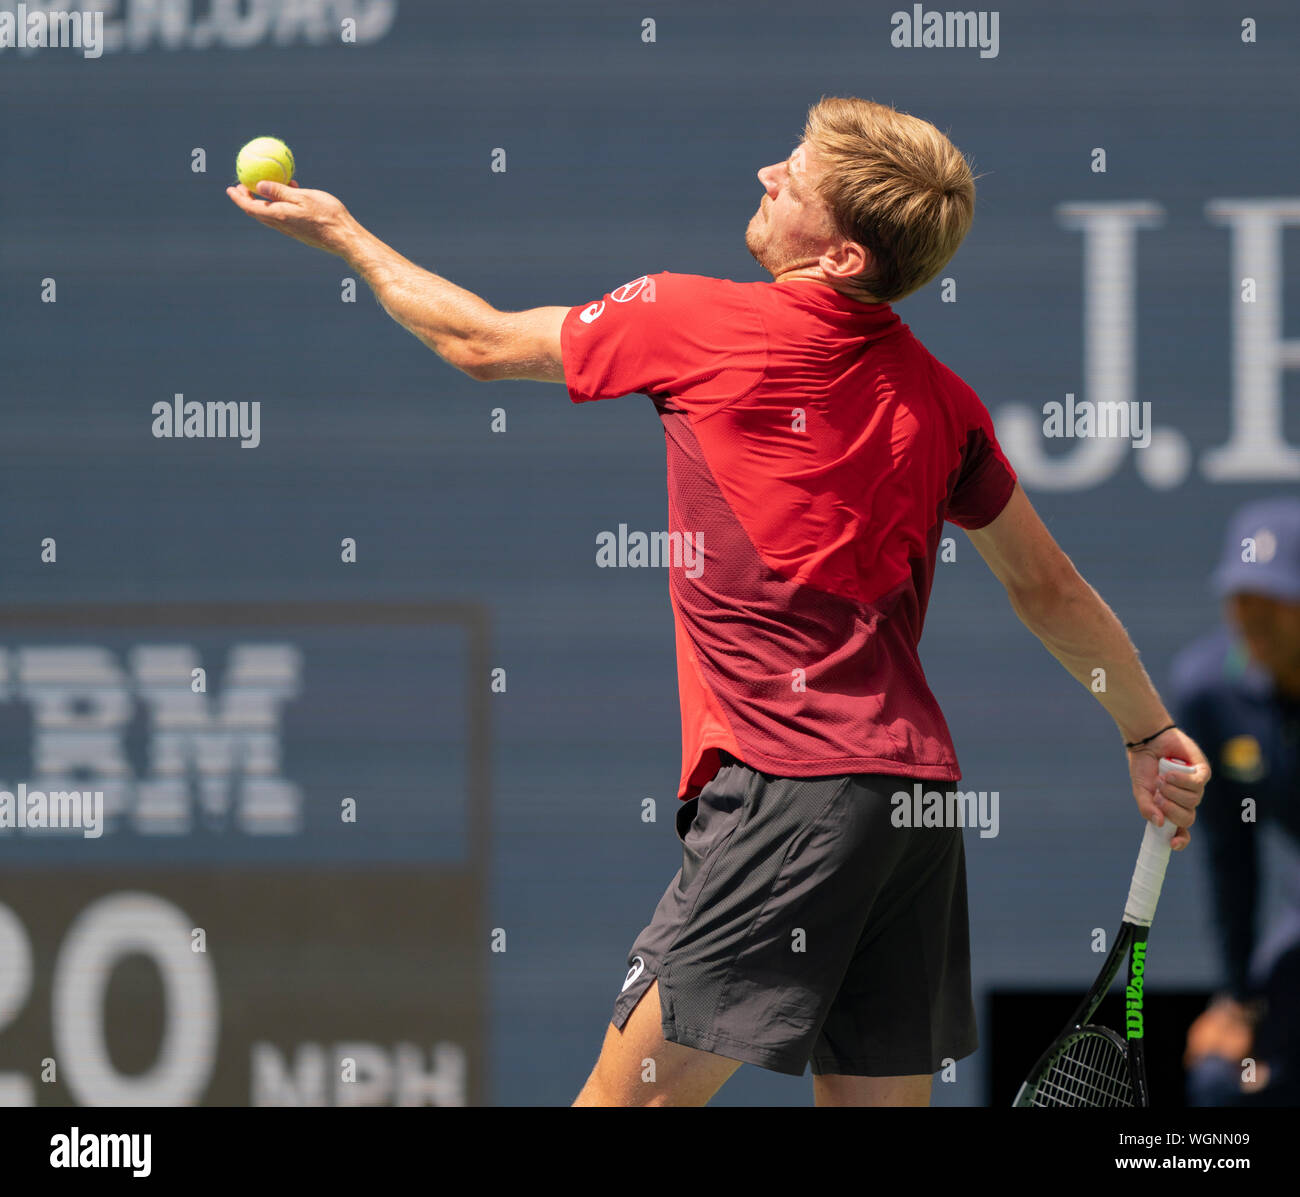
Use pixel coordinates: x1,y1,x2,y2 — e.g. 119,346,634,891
561,272,1017,800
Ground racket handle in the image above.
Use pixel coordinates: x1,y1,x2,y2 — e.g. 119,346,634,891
1122,757,1195,926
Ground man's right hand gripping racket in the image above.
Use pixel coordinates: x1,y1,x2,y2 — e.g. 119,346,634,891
1013,758,1197,1107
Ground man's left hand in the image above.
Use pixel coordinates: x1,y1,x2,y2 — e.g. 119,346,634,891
226,180,356,255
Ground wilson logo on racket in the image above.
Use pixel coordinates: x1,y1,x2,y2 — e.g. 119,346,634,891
1125,942,1146,1040
1013,758,1196,1107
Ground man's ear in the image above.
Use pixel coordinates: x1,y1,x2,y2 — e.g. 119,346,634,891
821,239,873,289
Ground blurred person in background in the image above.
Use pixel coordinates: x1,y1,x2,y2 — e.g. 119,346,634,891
1173,498,1300,1106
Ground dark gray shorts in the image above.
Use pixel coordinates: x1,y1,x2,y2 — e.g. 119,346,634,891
611,755,978,1077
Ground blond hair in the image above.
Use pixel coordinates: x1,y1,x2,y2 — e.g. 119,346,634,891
803,97,975,303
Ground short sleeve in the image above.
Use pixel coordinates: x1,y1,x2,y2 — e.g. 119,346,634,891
560,271,766,414
945,404,1018,530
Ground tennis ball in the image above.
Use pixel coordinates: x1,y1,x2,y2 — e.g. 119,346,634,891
236,136,295,194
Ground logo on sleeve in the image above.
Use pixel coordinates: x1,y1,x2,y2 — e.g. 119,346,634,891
579,301,605,324
611,275,651,303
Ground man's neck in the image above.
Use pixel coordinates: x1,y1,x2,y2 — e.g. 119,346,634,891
772,266,832,286
771,268,884,305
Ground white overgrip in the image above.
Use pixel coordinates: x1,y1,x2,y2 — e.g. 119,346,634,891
1122,758,1195,927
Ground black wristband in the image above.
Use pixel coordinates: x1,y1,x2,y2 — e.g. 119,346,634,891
1125,722,1176,750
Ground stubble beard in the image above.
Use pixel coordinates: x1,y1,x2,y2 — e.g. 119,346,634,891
746,209,792,278
746,208,830,280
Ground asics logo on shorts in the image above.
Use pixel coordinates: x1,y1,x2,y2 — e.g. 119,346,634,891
621,956,645,992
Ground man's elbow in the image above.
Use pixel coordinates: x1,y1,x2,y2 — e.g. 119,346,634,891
1007,559,1089,625
445,338,498,381
457,357,498,382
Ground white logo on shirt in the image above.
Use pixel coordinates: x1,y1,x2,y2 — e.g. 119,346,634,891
611,275,651,303
579,301,605,324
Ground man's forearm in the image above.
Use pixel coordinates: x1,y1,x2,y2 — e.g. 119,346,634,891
1011,567,1172,744
337,222,496,370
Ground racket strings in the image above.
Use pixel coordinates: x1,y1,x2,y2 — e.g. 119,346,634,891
1030,1031,1134,1107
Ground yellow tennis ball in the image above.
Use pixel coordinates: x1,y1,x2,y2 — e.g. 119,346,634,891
236,136,295,193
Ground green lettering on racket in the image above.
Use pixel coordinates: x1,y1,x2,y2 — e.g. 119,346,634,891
1125,941,1146,1039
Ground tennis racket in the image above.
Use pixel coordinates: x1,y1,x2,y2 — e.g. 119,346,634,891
1013,757,1196,1107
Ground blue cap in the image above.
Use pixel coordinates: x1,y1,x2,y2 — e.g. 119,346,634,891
1212,498,1300,601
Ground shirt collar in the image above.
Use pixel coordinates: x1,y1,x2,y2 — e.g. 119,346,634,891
772,278,900,327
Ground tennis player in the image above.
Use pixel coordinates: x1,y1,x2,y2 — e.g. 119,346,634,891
228,96,1210,1107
